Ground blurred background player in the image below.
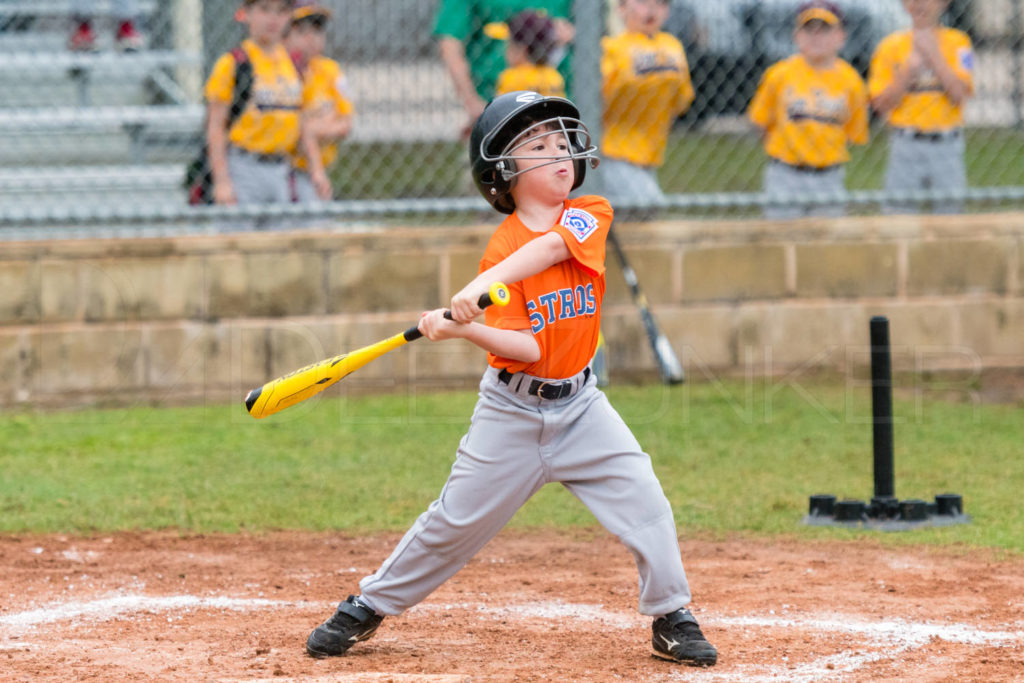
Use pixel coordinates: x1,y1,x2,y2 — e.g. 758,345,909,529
204,0,321,206
600,0,693,207
869,0,974,215
747,1,868,220
492,10,566,97
285,1,353,203
68,0,143,51
433,0,574,136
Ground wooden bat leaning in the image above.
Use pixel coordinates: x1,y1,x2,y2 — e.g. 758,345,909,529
606,228,685,385
244,282,511,419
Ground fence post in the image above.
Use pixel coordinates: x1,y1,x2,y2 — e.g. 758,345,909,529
1013,0,1023,128
573,0,604,195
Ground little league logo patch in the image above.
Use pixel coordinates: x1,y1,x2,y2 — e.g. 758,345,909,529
958,48,974,72
559,208,599,243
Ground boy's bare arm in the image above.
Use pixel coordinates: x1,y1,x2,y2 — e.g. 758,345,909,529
308,112,353,142
206,101,234,205
438,37,486,122
914,31,971,104
871,52,921,115
418,310,540,362
321,113,353,141
450,231,571,322
300,122,332,199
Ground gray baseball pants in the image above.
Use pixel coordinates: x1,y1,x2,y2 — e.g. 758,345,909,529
227,146,293,205
291,169,327,203
599,157,666,206
883,129,966,215
762,160,846,220
359,365,692,617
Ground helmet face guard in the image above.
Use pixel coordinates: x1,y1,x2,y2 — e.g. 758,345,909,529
470,91,599,214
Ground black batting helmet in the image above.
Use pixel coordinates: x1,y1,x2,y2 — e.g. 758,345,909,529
469,91,599,214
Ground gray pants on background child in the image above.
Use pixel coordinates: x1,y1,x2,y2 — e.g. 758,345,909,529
763,160,846,220
599,157,666,207
883,128,966,215
291,170,325,204
228,146,293,205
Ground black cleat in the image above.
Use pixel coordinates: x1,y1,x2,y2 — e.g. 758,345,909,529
652,607,718,666
306,595,383,658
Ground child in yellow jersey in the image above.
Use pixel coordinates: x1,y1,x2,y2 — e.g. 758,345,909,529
493,10,566,98
600,0,693,208
285,1,354,203
869,0,973,215
205,0,323,206
748,1,868,220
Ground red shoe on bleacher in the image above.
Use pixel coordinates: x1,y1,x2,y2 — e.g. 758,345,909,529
68,21,97,52
115,21,145,52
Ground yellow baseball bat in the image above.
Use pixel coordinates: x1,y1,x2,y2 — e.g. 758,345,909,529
244,282,510,419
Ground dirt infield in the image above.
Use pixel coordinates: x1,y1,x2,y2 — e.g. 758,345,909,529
2,531,1022,682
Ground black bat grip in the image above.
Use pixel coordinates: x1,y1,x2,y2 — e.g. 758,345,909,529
403,290,497,341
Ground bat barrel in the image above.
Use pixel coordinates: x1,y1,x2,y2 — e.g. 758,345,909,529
244,387,262,414
245,282,510,419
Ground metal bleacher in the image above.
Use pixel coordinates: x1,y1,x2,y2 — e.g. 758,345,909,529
0,0,200,209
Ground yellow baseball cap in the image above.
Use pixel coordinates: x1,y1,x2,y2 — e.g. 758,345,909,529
292,1,331,22
796,1,843,28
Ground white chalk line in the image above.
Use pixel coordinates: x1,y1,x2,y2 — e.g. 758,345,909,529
2,595,1020,681
0,595,313,631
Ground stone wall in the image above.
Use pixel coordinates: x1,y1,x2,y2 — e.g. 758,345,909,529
1,212,1022,409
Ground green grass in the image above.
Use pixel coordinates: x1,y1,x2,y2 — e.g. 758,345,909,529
330,127,1024,202
661,126,1024,194
1,379,1021,553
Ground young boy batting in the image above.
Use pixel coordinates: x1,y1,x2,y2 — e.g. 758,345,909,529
285,1,354,203
305,90,718,667
747,0,869,219
869,0,974,215
600,0,694,206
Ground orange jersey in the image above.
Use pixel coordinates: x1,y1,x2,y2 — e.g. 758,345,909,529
495,63,566,97
482,195,612,379
205,39,303,155
868,28,974,131
748,54,869,167
601,31,694,167
292,55,355,172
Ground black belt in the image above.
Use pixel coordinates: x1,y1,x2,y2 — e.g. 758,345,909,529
498,367,590,400
771,159,840,174
895,128,961,142
231,146,287,163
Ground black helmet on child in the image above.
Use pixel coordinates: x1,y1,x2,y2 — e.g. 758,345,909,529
469,91,599,214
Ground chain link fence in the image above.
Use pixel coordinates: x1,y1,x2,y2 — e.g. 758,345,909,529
0,0,1022,235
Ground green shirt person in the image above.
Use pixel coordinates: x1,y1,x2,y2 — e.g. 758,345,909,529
433,0,573,133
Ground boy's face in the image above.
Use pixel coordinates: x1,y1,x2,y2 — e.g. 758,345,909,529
794,19,844,61
509,122,575,203
242,1,292,44
902,0,949,27
620,0,670,37
505,40,529,67
287,20,326,57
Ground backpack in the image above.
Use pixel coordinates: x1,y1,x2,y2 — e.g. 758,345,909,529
184,47,254,205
